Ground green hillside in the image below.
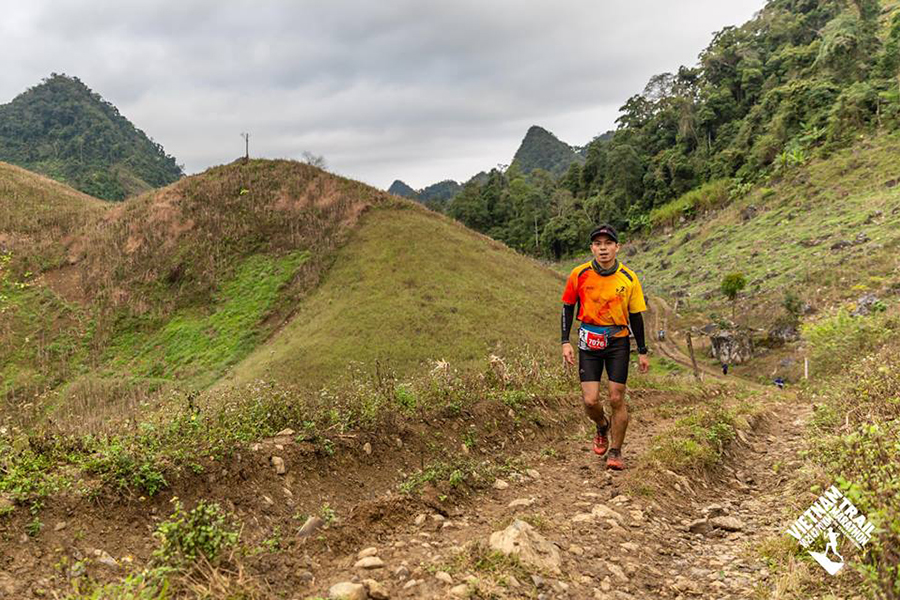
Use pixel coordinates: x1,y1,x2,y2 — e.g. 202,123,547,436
0,159,384,428
625,132,900,325
0,74,183,200
225,206,561,390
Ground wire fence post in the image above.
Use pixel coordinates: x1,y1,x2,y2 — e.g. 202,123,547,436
686,331,701,382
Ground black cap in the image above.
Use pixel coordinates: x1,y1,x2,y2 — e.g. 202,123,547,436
590,224,618,243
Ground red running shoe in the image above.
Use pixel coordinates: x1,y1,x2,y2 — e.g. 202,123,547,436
606,449,625,470
593,420,609,456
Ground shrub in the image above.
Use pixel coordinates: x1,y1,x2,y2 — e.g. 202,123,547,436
802,310,895,377
153,499,238,568
799,340,900,597
649,179,731,229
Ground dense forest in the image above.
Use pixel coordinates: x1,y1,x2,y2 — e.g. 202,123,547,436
438,0,900,259
0,74,183,200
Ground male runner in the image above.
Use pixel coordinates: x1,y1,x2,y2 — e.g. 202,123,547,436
560,224,649,470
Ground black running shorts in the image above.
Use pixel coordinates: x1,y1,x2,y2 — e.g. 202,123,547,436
578,336,630,384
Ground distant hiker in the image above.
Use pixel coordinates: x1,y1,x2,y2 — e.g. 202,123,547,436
774,377,785,389
561,224,649,470
722,363,728,375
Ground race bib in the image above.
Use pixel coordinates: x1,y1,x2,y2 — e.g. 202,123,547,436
578,328,608,351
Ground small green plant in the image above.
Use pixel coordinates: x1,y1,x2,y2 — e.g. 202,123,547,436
319,437,335,456
319,503,336,525
783,291,803,319
261,527,282,553
153,498,238,567
394,385,417,412
646,399,747,472
501,390,529,410
447,469,465,487
25,515,42,537
462,429,477,450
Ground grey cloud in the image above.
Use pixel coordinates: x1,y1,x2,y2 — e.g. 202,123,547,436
2,1,765,189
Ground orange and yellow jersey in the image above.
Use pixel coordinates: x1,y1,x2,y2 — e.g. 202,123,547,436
561,261,647,336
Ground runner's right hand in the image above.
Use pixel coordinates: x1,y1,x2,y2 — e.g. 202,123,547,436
562,342,575,367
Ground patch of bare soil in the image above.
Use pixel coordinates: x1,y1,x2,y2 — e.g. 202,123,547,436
0,391,588,598
37,263,87,304
292,394,813,600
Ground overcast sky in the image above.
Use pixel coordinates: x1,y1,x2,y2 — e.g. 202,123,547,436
1,1,765,190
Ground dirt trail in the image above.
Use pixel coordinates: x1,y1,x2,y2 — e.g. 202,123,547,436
647,297,747,384
301,390,810,599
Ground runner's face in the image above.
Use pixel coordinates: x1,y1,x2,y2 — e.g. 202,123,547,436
591,235,619,266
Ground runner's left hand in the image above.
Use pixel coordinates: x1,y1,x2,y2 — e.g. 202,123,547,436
638,354,650,374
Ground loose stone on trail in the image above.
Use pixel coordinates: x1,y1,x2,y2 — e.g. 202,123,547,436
508,497,536,508
298,515,324,538
435,570,453,584
328,581,366,600
271,455,286,475
489,519,561,574
354,556,385,569
710,516,745,531
363,579,390,599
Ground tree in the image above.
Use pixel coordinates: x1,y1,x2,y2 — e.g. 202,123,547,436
302,151,327,170
720,272,747,320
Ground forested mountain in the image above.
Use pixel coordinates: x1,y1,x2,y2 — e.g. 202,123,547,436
419,179,462,203
388,178,462,210
440,0,900,258
510,125,585,176
389,126,581,207
0,74,183,200
387,179,418,198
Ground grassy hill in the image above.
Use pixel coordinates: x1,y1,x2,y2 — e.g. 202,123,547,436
0,158,562,433
624,132,900,325
225,205,560,391
0,161,108,268
0,74,183,200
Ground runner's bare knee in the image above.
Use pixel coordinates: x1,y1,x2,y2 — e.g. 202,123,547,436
608,384,626,408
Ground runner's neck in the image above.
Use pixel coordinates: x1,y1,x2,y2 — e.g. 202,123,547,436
592,258,619,276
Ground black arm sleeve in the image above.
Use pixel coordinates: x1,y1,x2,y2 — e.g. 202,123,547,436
561,304,576,343
629,312,648,354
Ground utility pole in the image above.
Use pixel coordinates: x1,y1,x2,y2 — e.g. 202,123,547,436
241,132,250,161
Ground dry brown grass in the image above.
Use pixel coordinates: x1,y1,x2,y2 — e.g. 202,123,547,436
0,161,108,272
1,158,403,431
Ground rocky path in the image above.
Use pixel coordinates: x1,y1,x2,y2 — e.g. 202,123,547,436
304,391,812,600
